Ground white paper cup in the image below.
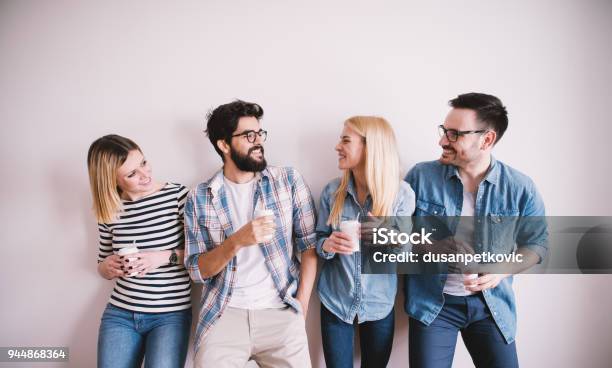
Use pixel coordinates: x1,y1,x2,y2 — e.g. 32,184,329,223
254,209,274,219
339,220,360,252
254,209,275,242
117,246,139,277
464,273,478,283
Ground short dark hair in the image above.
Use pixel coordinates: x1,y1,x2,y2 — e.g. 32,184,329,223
205,100,264,158
449,92,508,143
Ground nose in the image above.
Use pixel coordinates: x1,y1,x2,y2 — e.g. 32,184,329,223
335,142,342,152
136,167,149,178
439,134,449,147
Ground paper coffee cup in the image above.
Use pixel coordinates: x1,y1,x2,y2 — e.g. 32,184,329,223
117,246,139,277
254,209,275,242
254,209,274,219
339,220,360,252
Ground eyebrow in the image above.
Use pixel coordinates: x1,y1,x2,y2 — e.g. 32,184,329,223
235,129,256,135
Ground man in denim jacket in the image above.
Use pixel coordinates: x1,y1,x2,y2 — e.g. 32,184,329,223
404,93,548,368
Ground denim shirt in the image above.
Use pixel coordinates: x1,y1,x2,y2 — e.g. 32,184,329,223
316,175,415,324
403,156,548,344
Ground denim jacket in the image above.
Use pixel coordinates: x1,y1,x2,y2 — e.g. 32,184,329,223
403,157,548,344
316,175,415,323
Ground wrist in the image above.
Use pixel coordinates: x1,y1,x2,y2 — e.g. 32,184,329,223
168,249,178,265
225,236,242,252
322,239,331,253
98,263,112,280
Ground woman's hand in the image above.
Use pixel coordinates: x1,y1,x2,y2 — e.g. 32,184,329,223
123,250,172,277
322,232,356,255
98,255,125,280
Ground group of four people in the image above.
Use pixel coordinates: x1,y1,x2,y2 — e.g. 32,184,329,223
87,92,547,368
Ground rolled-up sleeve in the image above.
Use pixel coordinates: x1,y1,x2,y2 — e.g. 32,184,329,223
392,182,417,254
315,183,336,260
290,169,317,253
184,188,212,284
517,182,549,263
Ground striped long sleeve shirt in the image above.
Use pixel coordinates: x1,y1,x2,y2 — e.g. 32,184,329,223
98,183,191,313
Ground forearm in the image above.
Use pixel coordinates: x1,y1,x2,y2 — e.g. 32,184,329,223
473,247,540,276
197,237,241,279
296,249,317,301
507,247,540,274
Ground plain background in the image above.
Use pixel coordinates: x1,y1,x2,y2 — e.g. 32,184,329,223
1,0,612,367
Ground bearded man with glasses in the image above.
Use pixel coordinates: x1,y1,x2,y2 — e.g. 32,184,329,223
404,93,548,368
184,100,317,368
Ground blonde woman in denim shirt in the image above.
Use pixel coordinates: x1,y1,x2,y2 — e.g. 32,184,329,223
316,116,415,368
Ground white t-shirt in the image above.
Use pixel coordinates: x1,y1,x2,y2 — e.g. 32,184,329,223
223,176,285,309
443,189,478,296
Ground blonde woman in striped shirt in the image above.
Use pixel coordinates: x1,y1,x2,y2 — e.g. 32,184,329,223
87,134,191,368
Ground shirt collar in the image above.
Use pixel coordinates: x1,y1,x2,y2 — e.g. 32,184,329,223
345,172,373,205
346,173,358,201
444,155,500,186
484,156,500,185
208,167,271,195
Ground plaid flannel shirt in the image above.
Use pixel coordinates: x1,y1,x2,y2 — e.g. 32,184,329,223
184,166,317,351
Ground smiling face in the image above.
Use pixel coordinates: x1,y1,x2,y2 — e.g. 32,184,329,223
439,108,493,168
115,149,155,199
225,116,267,172
335,123,365,171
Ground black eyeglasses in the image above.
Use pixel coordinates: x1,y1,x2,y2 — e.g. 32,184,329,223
438,125,487,142
231,129,268,143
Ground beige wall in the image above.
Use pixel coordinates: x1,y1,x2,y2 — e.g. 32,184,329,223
1,0,611,367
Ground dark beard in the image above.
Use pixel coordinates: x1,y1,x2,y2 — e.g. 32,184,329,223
230,144,267,172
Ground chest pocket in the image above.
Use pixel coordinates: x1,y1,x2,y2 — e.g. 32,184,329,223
414,200,450,240
198,216,226,246
266,189,292,236
487,210,520,253
415,200,446,216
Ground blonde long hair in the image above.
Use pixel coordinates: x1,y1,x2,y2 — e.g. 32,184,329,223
328,116,401,227
87,135,141,223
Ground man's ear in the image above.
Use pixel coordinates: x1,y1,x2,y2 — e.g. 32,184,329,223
217,139,230,155
481,130,497,150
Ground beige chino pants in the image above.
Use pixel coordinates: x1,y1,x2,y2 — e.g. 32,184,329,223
195,306,311,368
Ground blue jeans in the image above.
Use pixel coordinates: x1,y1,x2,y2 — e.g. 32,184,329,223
97,303,192,368
321,303,395,368
409,293,518,368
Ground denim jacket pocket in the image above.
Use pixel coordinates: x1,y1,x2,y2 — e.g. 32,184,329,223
415,200,449,240
415,199,446,216
487,211,520,253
